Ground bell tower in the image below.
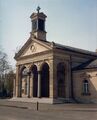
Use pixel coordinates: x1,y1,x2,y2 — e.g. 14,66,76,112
30,6,47,41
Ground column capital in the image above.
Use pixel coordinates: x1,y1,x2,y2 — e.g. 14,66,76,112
38,71,41,74
16,65,20,69
37,65,41,71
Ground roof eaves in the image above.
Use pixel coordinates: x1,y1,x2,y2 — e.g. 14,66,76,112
54,43,97,57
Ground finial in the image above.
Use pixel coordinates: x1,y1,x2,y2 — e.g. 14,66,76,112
37,6,41,13
51,41,55,48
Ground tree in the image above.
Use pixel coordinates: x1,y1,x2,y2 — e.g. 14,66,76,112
5,71,15,97
0,48,14,97
0,50,11,75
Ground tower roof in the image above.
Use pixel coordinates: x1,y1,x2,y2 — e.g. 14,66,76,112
30,7,47,20
30,12,47,20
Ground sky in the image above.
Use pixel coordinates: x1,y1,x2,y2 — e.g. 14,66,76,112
0,0,97,68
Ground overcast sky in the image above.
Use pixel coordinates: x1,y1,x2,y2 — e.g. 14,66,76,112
0,0,97,68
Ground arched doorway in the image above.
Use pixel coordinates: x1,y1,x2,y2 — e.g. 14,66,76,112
21,66,28,97
31,65,38,97
57,63,65,98
41,63,49,97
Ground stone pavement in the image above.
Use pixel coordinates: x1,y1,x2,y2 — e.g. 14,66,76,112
0,99,97,120
0,99,97,111
0,105,97,120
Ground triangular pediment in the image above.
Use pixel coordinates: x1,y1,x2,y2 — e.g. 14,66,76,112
22,41,49,57
15,38,52,59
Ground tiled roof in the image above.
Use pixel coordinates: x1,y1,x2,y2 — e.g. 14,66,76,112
47,41,97,70
53,42,97,57
40,39,97,57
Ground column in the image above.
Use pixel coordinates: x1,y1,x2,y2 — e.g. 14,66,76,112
19,75,22,97
37,71,41,98
65,60,72,100
30,73,33,97
27,73,30,98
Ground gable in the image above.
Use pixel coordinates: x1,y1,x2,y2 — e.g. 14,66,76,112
20,40,50,57
86,59,97,68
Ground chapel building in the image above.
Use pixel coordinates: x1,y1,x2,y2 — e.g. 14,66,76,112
14,7,97,103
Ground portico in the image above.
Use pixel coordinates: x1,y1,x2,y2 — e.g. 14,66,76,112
15,58,72,103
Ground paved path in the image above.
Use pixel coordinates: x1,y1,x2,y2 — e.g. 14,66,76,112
0,99,97,120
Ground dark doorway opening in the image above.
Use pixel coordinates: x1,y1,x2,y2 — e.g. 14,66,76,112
41,63,49,97
31,65,38,97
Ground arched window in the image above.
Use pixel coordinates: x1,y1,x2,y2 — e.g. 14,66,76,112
83,80,89,95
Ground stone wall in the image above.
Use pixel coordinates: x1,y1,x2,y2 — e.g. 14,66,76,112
73,68,97,103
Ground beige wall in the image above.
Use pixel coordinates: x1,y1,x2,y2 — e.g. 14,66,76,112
73,69,97,103
15,38,97,103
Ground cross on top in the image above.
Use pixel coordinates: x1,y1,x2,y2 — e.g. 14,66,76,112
37,6,41,13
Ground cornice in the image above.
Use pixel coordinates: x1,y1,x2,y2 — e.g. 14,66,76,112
17,49,53,61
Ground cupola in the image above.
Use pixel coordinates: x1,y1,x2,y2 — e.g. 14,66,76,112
30,6,47,41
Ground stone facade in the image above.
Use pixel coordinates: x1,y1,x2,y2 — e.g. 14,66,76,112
14,8,97,104
73,68,97,103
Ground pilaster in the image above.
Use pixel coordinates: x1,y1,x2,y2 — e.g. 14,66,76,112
65,60,72,99
49,59,57,98
16,65,20,97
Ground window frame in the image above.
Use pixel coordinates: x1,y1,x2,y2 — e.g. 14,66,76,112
82,80,91,96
